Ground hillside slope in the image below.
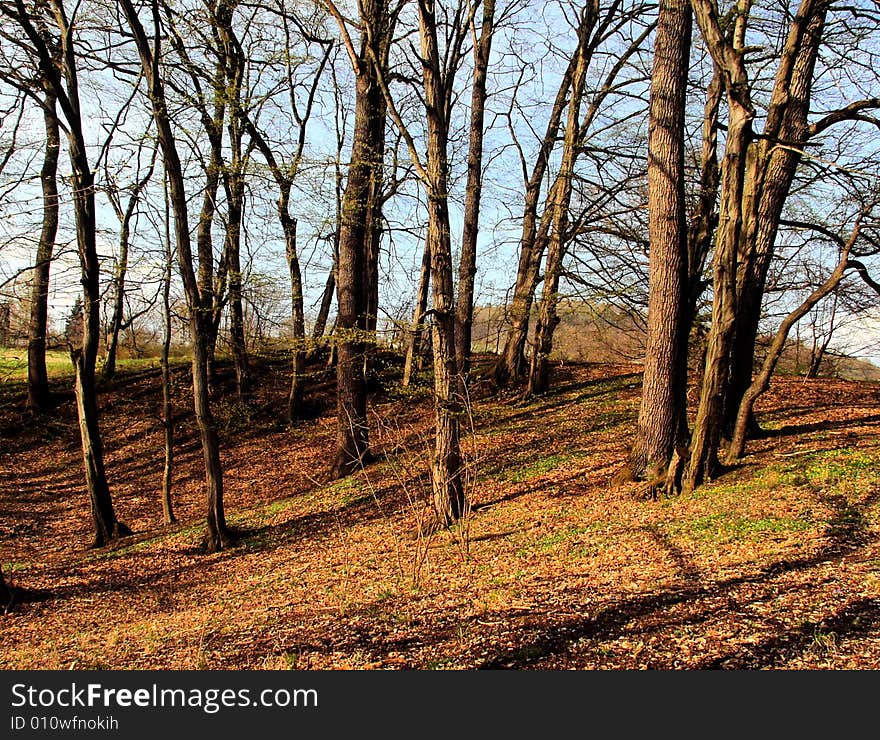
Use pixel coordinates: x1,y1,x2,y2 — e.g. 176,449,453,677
1,355,879,669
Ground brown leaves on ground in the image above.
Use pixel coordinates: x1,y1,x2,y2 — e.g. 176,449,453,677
0,354,878,669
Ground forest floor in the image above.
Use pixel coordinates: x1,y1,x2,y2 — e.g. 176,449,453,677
1,352,879,669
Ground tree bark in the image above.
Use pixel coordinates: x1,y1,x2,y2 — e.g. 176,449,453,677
455,0,495,380
723,0,831,438
418,0,466,525
683,0,755,493
329,0,393,479
402,237,431,387
627,0,692,488
160,180,175,525
27,89,59,413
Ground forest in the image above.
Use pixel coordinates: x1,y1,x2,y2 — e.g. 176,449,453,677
1,0,879,669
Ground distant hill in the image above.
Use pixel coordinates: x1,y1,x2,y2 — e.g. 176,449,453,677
473,300,880,381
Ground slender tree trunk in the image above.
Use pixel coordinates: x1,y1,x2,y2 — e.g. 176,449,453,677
160,176,175,525
225,176,250,401
402,237,431,387
419,1,466,525
70,165,128,546
312,265,335,346
527,11,591,397
455,0,494,380
492,49,579,387
105,157,156,384
284,215,306,421
120,0,233,551
27,91,59,412
627,0,692,488
729,243,853,460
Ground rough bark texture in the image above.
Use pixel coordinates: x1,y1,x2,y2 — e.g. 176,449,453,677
27,90,59,412
723,0,830,438
627,0,692,487
419,0,466,525
330,3,391,478
683,0,755,493
454,0,494,380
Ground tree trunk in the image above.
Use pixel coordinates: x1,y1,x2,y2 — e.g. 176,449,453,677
723,0,830,437
627,0,692,487
120,0,233,551
69,165,128,546
418,0,466,525
225,176,250,402
491,47,579,387
455,0,495,380
683,0,756,493
729,243,853,460
402,237,431,387
284,215,306,421
330,49,386,478
160,178,175,525
311,261,336,348
527,10,591,397
27,91,59,413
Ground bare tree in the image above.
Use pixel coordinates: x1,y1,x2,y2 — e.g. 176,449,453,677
322,0,398,478
624,0,691,490
120,0,234,551
1,0,129,546
102,139,157,381
454,0,495,378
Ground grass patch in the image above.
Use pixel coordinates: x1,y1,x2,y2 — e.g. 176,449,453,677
667,511,813,545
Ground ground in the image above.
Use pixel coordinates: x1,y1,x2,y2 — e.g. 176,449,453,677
1,352,879,669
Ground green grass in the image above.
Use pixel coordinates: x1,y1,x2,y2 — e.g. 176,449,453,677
0,348,190,383
667,512,814,544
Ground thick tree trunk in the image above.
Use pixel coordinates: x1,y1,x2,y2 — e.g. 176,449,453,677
723,0,830,437
455,0,495,380
27,92,59,413
402,237,431,387
331,58,385,479
683,0,756,493
627,0,692,487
